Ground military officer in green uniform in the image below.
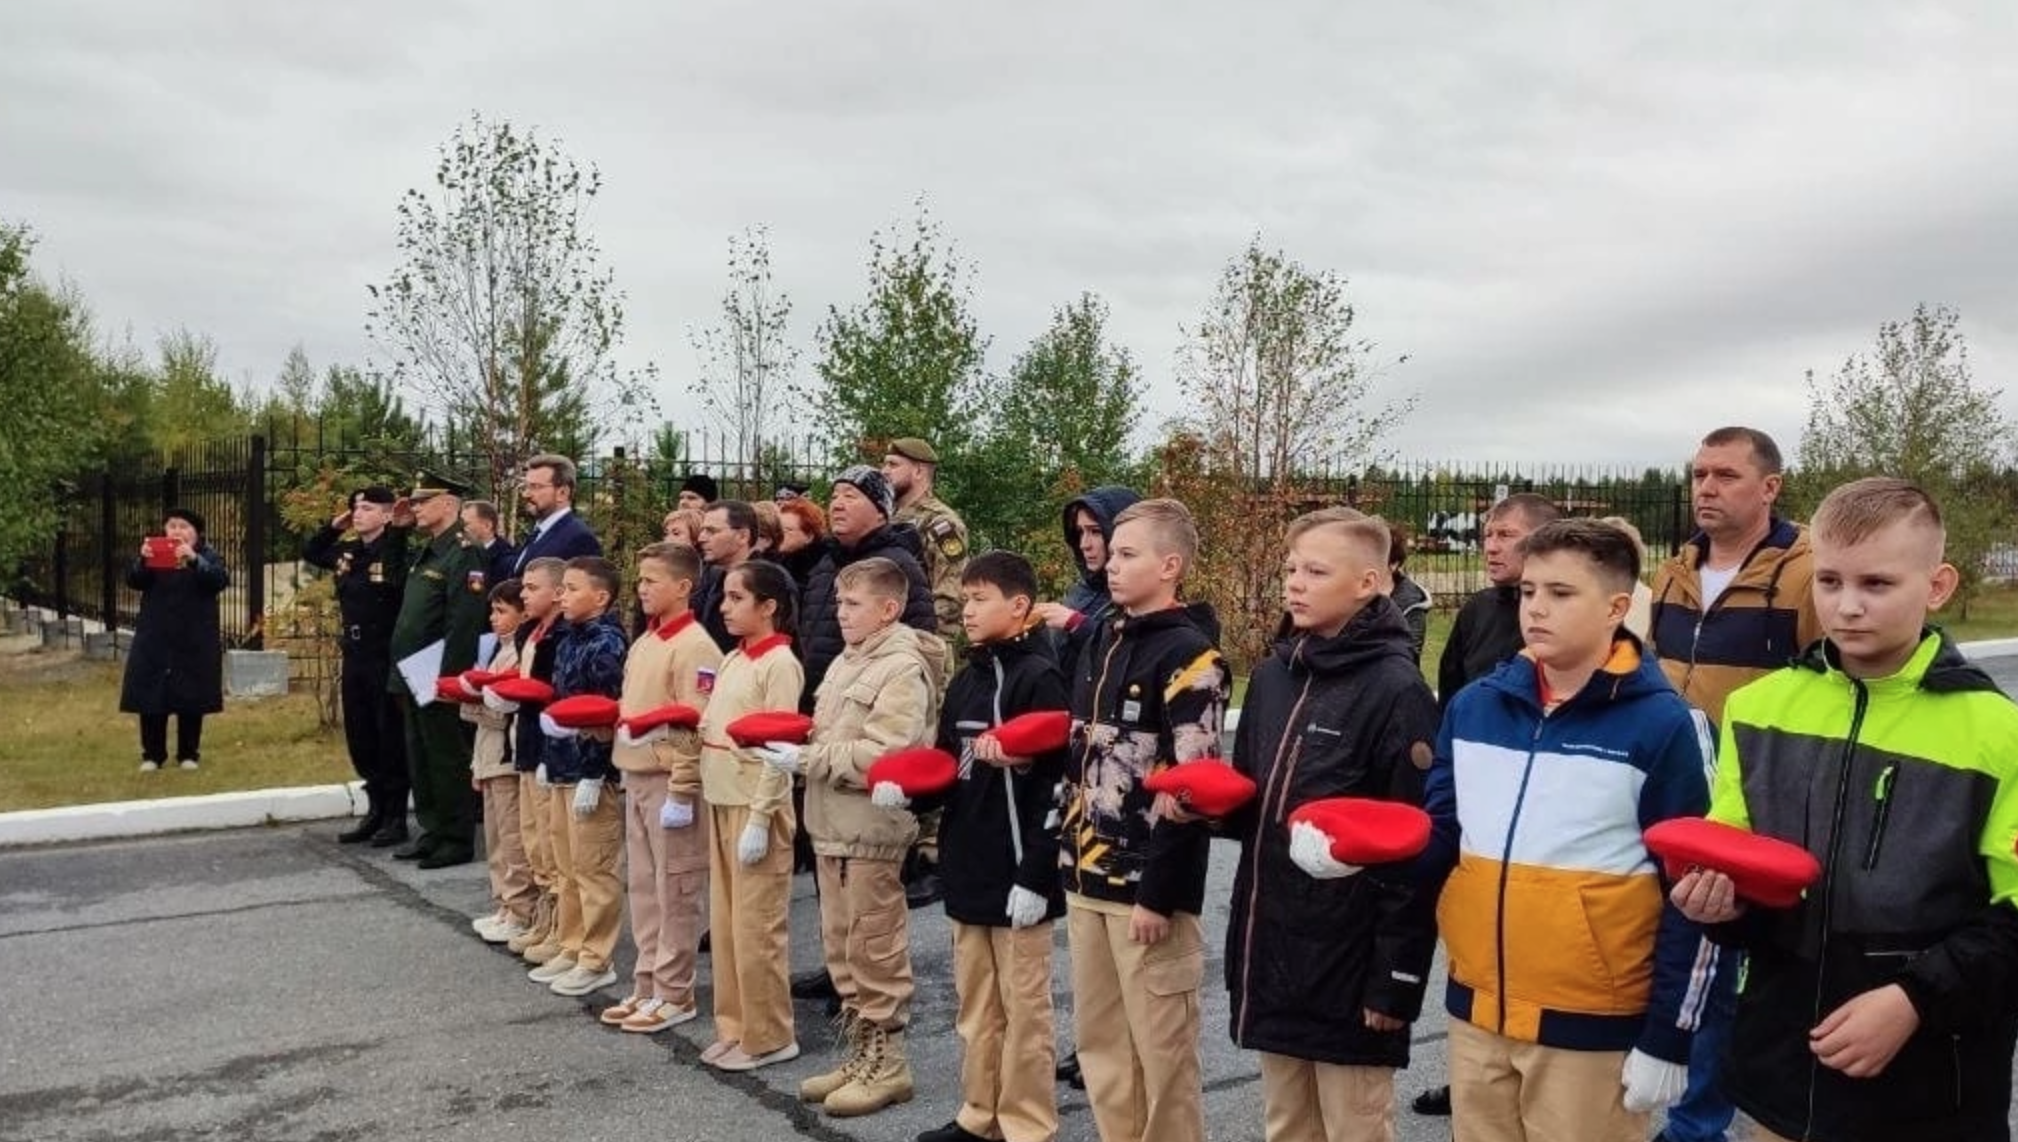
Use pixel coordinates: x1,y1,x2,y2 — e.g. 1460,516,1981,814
883,436,968,640
302,485,412,846
386,470,490,868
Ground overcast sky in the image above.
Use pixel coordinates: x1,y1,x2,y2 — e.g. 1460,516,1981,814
7,2,2017,469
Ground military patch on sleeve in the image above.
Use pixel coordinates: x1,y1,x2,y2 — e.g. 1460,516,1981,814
696,667,716,695
466,569,486,593
929,519,966,559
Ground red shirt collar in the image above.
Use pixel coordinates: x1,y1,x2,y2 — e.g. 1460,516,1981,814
741,632,791,660
650,611,696,641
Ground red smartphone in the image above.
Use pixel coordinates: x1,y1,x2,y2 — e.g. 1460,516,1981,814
143,536,180,569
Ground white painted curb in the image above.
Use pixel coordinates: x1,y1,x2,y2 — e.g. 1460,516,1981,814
0,781,365,848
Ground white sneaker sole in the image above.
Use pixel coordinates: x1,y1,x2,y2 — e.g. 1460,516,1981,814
549,969,617,997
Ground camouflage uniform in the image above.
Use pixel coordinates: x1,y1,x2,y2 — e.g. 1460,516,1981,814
895,494,968,640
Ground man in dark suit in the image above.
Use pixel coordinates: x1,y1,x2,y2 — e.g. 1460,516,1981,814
459,499,518,587
512,453,602,573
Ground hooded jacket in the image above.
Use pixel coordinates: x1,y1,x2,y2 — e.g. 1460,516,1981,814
1705,632,2018,1142
1389,572,1431,665
803,622,946,862
1649,515,1823,726
1060,602,1229,917
542,611,628,784
1436,583,1523,710
799,523,940,709
1224,595,1443,1067
1049,486,1141,672
934,624,1071,927
1422,636,1713,1064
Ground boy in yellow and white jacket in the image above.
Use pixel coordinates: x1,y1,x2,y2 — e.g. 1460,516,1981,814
468,579,536,944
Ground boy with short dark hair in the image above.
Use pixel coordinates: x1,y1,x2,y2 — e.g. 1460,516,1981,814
527,556,629,998
468,579,537,946
600,542,722,1034
507,557,566,959
1423,517,1711,1142
755,556,943,1118
1061,497,1230,1142
914,551,1071,1142
1673,477,2018,1142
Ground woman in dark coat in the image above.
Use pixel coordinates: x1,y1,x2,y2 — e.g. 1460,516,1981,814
119,507,229,771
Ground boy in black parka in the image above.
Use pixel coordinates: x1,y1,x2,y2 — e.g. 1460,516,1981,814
909,552,1071,1142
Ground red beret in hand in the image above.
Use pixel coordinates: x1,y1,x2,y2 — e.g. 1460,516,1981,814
867,747,960,808
488,677,555,705
1643,818,1821,909
435,676,477,703
984,710,1072,756
544,694,622,729
1286,797,1432,878
726,710,816,748
1142,759,1256,819
462,667,517,690
618,703,702,747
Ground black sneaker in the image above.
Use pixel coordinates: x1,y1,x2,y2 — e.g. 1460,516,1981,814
370,819,410,848
1057,1051,1085,1090
791,968,838,1001
916,1122,989,1142
1411,1084,1451,1116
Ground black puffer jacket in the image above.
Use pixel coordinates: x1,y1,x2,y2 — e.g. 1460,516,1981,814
1223,595,1442,1067
1049,485,1140,673
935,625,1070,926
118,546,229,715
799,523,938,710
1436,583,1523,711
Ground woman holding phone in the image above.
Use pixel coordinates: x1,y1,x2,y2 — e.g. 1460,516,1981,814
120,507,230,771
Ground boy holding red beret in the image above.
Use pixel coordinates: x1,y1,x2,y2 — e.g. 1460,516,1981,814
1673,478,2018,1142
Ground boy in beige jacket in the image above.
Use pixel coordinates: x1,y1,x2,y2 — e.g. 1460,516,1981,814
600,542,722,1034
755,556,944,1119
468,579,536,944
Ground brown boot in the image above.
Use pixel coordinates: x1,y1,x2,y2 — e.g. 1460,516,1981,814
823,1024,914,1117
798,1008,865,1104
509,892,555,954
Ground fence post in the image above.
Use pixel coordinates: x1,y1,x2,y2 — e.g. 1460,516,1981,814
246,435,268,650
99,475,117,630
162,466,180,517
52,528,69,620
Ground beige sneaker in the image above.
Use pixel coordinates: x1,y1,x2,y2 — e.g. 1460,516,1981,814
713,1040,801,1072
507,896,555,954
700,1039,738,1066
622,999,698,1034
600,995,647,1026
823,1025,914,1118
527,955,577,984
548,964,617,997
798,1009,865,1102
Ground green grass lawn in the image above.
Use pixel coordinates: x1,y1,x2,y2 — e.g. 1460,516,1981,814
0,647,353,813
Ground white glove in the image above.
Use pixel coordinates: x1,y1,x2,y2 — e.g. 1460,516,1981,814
539,712,577,740
737,821,770,866
1620,1048,1688,1113
660,797,695,829
870,781,910,809
482,687,518,714
753,741,802,775
616,723,670,749
1006,885,1049,929
571,778,603,818
534,763,551,789
1288,820,1364,880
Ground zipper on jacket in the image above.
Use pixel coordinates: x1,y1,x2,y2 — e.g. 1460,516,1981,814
1805,676,1871,1133
1861,762,1898,871
1494,717,1547,1037
1235,667,1313,1044
993,656,1026,868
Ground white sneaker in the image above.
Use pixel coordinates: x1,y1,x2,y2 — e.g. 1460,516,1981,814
483,917,529,945
527,956,577,984
471,911,505,937
177,759,199,771
139,761,160,773
548,964,618,996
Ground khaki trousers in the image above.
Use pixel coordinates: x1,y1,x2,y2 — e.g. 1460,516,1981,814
549,782,624,972
1067,899,1206,1142
518,772,555,891
623,771,708,1005
953,920,1059,1142
1447,1019,1647,1142
1258,1052,1395,1142
479,775,538,923
815,854,913,1029
707,804,796,1055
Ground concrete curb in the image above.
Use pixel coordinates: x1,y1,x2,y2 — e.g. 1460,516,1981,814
4,637,2014,849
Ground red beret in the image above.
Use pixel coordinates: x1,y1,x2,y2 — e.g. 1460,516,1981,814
1143,759,1256,818
434,675,477,703
488,676,555,705
623,703,702,736
1643,818,1821,909
544,694,621,729
463,667,518,689
726,710,817,748
866,747,960,797
985,710,1072,756
1288,797,1433,866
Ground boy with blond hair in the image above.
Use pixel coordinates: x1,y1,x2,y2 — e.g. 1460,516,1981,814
1060,497,1230,1142
506,557,566,958
599,542,722,1033
468,579,538,945
1673,478,2018,1142
755,556,945,1118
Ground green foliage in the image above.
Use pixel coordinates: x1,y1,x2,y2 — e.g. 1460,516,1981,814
1796,303,2017,616
0,224,103,569
151,329,251,454
365,114,657,498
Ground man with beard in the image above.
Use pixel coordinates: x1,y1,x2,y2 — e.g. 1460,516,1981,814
884,438,968,640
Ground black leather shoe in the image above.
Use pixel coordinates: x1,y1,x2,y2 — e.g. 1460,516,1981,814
416,846,474,870
791,968,838,1001
391,836,432,861
336,814,381,844
1411,1084,1452,1116
905,869,944,910
916,1122,989,1142
370,819,410,848
1056,1051,1085,1090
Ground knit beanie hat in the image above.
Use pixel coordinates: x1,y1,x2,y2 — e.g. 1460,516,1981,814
833,465,895,520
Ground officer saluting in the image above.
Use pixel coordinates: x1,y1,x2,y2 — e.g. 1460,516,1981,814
387,469,491,869
303,486,412,846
